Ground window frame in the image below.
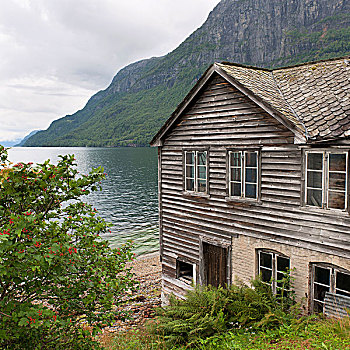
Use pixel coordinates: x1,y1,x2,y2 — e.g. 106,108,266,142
257,249,290,294
310,263,350,313
176,258,196,285
304,150,349,211
227,149,261,201
183,149,209,196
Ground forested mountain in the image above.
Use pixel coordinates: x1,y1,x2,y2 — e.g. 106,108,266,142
24,0,350,147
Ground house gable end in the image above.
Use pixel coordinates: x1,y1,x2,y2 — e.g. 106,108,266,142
150,65,306,146
162,73,295,147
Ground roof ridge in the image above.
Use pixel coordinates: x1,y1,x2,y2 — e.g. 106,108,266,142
271,71,310,140
219,56,350,72
217,61,271,72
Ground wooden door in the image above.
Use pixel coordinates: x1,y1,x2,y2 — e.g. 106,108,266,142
203,242,227,287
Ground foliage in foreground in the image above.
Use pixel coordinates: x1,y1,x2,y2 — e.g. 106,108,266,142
194,314,350,350
150,278,296,348
0,145,136,349
109,305,350,350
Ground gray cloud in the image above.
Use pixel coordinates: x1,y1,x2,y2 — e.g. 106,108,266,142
0,0,220,142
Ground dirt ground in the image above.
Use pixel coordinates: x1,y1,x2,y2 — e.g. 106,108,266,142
102,252,162,334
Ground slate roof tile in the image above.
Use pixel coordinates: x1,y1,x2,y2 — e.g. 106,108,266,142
217,57,350,141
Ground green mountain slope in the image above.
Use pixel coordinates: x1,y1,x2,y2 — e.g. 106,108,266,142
24,0,350,147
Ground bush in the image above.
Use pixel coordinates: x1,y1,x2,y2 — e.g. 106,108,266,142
151,277,297,348
0,145,136,349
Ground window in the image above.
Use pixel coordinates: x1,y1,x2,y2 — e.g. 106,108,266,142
228,151,259,199
305,151,348,210
184,150,207,193
176,259,195,284
311,264,350,313
258,250,290,294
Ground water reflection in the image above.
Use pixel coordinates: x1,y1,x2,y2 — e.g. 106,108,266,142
7,147,159,255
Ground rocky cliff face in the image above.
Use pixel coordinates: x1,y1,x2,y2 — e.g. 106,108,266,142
24,0,350,147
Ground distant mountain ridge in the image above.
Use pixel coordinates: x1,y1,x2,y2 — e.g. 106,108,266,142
24,0,350,147
15,130,40,147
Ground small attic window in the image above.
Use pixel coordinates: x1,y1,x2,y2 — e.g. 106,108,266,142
176,259,195,284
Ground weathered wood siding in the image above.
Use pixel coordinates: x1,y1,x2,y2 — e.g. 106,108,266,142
159,74,350,297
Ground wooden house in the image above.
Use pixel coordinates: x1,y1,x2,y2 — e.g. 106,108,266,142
150,57,350,315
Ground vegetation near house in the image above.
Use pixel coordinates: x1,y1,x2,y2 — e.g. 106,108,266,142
0,145,136,349
110,280,350,349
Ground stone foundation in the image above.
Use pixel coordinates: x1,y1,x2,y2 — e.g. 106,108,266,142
231,235,350,312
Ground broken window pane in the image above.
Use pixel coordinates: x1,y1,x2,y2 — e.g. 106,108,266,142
307,188,322,207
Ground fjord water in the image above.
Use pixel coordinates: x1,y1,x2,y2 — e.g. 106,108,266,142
7,147,159,255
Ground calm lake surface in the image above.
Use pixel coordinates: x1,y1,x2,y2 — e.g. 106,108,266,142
7,147,159,255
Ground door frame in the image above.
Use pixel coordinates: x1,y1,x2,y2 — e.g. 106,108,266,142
199,236,232,287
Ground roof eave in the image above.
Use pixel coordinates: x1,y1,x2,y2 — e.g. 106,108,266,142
150,64,217,146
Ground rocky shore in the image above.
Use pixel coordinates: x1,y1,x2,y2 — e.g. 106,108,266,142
103,252,162,334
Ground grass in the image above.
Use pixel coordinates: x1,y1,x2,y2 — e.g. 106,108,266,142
103,315,350,350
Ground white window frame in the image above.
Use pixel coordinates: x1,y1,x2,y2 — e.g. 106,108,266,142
184,150,208,194
305,151,348,210
311,264,350,313
176,259,197,285
228,150,259,200
258,250,290,294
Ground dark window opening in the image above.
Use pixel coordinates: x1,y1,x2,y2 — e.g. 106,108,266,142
177,260,194,284
311,264,350,313
258,250,290,294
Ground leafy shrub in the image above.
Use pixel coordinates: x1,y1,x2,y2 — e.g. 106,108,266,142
0,145,136,349
151,277,297,348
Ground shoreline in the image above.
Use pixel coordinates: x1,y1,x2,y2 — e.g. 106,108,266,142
102,252,162,335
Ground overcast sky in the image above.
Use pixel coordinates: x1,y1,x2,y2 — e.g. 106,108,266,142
0,0,221,143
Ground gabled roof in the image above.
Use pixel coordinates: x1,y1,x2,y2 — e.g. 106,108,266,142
150,57,350,146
